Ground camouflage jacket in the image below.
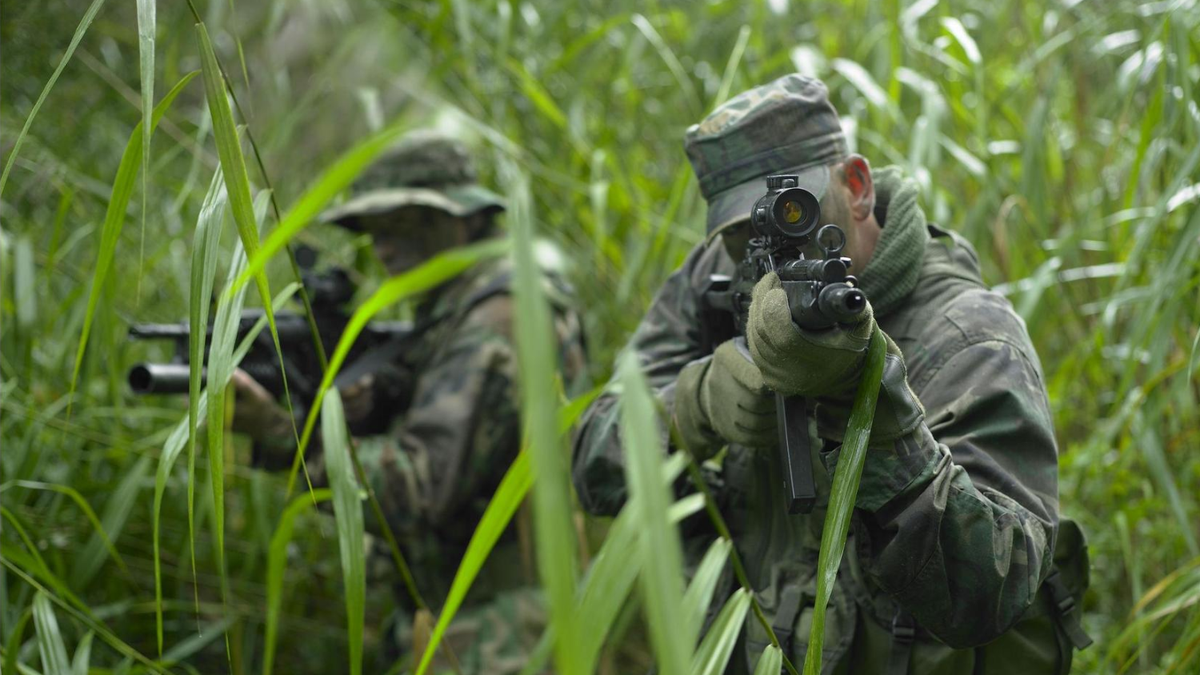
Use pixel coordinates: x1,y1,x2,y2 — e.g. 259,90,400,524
572,196,1061,670
325,251,587,610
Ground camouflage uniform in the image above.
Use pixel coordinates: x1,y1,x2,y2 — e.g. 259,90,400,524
572,75,1088,674
317,132,588,674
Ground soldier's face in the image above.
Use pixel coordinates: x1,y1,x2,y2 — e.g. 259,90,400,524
719,222,751,261
365,208,468,275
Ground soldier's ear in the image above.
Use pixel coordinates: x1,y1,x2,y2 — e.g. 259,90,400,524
842,154,875,221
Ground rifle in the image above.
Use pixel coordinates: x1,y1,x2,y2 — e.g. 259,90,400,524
701,175,866,514
128,252,415,435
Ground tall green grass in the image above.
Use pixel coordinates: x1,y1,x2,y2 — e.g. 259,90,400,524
1,0,1198,673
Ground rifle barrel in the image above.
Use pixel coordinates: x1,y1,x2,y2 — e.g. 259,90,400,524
128,363,200,394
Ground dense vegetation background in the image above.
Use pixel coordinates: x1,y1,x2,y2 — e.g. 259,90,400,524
1,0,1198,673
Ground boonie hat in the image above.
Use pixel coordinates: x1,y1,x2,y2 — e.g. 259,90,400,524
684,74,848,237
322,130,505,229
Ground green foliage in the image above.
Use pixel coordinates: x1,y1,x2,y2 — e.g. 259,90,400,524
320,390,365,675
68,71,197,411
2,0,1198,673
508,160,585,675
803,330,886,675
617,351,690,675
263,488,332,675
33,592,71,675
0,0,106,198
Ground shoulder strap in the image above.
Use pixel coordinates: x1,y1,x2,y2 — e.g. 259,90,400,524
885,608,915,675
1043,569,1094,650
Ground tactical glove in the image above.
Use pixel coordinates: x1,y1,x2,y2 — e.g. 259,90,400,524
746,271,873,398
812,341,925,446
746,272,923,445
673,339,776,457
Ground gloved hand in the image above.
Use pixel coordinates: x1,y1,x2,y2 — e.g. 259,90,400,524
339,373,377,426
231,369,300,468
230,369,292,440
673,339,776,457
746,272,924,445
746,271,873,399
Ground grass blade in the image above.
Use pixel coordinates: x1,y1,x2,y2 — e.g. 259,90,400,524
940,17,982,65
830,58,896,118
32,591,71,675
135,0,156,294
617,351,689,675
182,166,228,641
4,607,33,675
67,71,199,410
691,588,751,675
507,164,583,675
320,390,365,675
203,192,270,611
753,645,784,675
196,22,289,433
683,538,732,649
507,58,568,130
3,506,50,573
571,487,702,672
263,489,333,675
0,0,106,199
162,615,236,666
4,561,170,675
714,25,751,106
572,506,642,670
151,281,300,657
72,631,95,675
13,236,36,332
1,520,90,618
631,14,700,116
71,456,151,589
153,400,210,657
2,481,126,574
802,330,886,675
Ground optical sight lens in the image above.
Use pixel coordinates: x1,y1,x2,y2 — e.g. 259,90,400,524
783,200,803,224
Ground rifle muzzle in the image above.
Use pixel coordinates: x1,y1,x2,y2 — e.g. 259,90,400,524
128,363,202,394
817,283,866,325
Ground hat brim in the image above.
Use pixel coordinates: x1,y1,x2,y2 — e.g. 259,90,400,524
705,162,831,239
322,184,506,230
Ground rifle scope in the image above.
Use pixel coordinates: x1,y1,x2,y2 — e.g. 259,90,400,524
750,175,821,241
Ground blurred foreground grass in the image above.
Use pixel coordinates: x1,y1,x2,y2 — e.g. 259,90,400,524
1,0,1198,673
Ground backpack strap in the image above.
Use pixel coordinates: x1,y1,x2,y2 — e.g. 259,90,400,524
885,608,915,675
1043,569,1093,650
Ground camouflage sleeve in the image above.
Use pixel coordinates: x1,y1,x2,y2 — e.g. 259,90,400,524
350,294,523,538
848,291,1058,648
572,246,709,516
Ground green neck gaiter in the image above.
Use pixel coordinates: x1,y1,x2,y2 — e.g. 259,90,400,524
858,166,930,317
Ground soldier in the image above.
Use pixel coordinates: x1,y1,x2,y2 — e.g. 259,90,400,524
572,74,1090,673
232,130,587,674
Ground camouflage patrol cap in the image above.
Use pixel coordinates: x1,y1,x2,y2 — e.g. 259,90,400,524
685,73,848,236
322,130,506,229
